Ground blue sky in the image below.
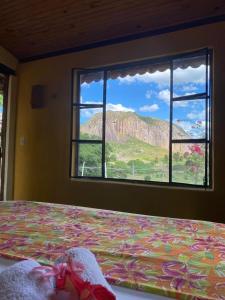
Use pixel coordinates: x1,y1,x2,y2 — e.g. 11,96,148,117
80,65,207,138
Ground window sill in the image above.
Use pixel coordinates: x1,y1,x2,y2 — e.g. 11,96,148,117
70,176,213,191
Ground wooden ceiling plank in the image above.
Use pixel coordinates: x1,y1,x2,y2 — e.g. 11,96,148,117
1,0,225,59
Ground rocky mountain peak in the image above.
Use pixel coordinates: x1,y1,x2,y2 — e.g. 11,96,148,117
81,111,189,150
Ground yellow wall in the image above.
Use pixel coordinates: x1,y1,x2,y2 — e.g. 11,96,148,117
14,22,225,223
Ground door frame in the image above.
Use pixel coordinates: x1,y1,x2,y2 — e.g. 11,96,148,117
0,64,16,201
0,74,9,200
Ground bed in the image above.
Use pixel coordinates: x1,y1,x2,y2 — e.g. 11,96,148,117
0,201,224,300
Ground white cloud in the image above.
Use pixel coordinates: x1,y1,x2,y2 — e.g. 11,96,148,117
80,102,135,119
158,89,188,107
145,90,153,99
158,89,170,105
106,103,134,112
174,119,205,138
181,84,198,92
140,104,159,112
173,65,205,84
174,101,189,108
187,110,205,120
174,120,192,133
80,109,96,118
184,92,196,96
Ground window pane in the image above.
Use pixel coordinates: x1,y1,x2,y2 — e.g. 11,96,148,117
105,67,170,182
79,107,103,140
172,143,205,185
79,72,104,104
71,51,211,187
78,143,102,177
173,55,206,97
173,99,206,139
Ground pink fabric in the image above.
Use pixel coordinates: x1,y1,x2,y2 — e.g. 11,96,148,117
31,258,116,300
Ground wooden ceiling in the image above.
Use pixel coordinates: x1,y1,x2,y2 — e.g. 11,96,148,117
0,0,225,61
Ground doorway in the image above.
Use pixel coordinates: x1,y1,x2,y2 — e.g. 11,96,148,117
0,73,8,200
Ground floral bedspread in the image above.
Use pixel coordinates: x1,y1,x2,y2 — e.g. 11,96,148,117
0,201,224,299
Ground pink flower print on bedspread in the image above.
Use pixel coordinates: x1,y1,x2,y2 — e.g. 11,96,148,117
119,242,147,255
148,233,180,244
191,236,225,253
32,243,65,261
105,259,149,285
0,237,28,250
107,216,130,228
158,261,207,291
96,228,137,241
214,283,225,300
0,224,15,231
171,219,200,233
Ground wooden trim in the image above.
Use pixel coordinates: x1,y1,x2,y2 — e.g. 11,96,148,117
21,14,225,63
0,75,9,200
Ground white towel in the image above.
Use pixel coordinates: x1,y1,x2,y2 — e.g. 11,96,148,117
57,247,115,297
0,260,54,300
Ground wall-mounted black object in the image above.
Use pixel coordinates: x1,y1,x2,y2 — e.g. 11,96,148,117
31,85,46,109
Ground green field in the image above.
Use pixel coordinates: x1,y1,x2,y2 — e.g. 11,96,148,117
78,134,205,185
108,138,168,162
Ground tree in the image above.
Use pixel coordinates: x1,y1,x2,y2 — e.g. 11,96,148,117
0,94,3,107
78,140,114,176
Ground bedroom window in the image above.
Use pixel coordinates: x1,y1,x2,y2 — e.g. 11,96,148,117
70,49,212,188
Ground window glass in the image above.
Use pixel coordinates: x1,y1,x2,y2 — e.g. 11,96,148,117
172,143,205,185
173,55,206,97
79,72,104,104
78,143,102,177
79,108,103,140
172,99,206,139
71,50,211,187
105,68,170,182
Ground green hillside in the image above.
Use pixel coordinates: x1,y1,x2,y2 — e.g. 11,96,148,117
79,115,205,185
108,138,167,162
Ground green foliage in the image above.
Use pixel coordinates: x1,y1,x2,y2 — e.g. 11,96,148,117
0,94,3,107
78,133,205,185
173,152,183,162
107,161,129,179
108,138,167,162
79,132,99,140
79,144,102,176
78,137,113,177
163,155,168,163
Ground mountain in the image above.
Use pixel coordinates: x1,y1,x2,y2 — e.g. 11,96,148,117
80,111,189,151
